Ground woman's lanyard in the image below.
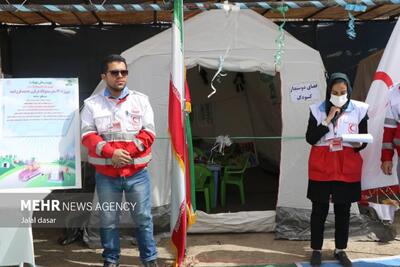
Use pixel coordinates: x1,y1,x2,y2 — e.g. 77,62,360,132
329,111,343,152
333,120,338,137
332,110,343,137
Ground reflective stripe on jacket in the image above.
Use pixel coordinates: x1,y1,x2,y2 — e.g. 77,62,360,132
81,88,155,177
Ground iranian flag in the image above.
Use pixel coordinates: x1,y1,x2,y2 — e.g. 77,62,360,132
169,0,189,265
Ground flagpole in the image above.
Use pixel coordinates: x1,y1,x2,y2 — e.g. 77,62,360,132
169,0,187,265
184,81,197,215
185,109,196,212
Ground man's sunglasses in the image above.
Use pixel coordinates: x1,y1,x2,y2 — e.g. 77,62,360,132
108,70,129,77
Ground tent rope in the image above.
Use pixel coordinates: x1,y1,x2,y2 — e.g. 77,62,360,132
155,136,305,140
388,187,400,203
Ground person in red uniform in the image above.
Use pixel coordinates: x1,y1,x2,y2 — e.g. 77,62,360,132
305,73,369,267
81,54,158,267
381,85,400,177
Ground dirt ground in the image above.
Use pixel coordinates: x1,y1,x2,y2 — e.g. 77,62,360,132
32,228,400,267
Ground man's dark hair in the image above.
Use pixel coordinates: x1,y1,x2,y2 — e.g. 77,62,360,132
101,54,127,74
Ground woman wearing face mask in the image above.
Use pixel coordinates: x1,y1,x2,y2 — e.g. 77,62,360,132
305,73,369,267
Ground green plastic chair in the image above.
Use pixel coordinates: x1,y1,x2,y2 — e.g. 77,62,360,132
193,147,205,158
194,164,212,213
193,147,207,163
220,154,250,207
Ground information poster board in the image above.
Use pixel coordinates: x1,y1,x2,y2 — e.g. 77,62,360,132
0,78,81,189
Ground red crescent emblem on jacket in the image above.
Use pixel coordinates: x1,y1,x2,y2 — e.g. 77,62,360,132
348,123,357,133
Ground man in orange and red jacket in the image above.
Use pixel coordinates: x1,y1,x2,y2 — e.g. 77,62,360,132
81,54,158,267
381,87,400,177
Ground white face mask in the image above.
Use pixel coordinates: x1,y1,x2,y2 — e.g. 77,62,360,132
330,94,348,107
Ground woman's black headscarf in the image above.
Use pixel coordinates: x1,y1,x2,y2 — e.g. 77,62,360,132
325,72,353,116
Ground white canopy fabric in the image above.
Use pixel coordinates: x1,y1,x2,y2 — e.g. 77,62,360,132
91,9,326,213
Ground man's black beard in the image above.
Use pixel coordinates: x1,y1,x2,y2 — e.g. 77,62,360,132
108,86,124,93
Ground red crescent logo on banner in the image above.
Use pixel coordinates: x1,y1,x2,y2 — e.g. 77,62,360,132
373,71,394,89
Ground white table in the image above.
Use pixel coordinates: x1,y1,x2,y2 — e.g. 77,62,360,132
0,188,51,266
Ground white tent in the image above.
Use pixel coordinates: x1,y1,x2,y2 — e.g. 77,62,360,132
92,9,327,233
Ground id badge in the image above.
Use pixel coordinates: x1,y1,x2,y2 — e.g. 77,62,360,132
329,137,343,152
